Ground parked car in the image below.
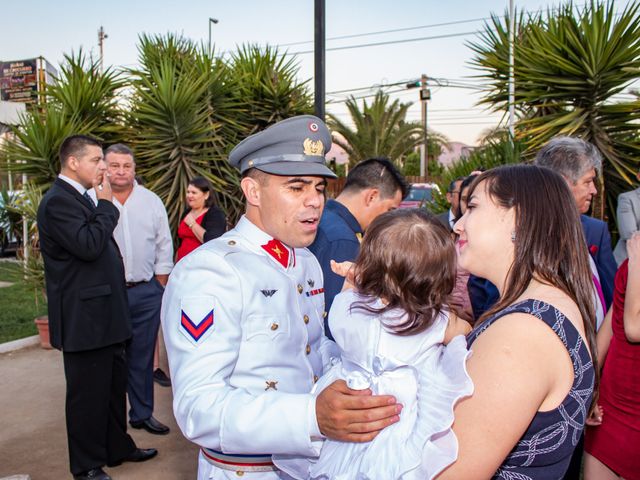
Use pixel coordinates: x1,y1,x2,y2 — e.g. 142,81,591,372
399,183,440,209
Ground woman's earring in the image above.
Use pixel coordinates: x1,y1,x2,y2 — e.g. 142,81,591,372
511,231,516,242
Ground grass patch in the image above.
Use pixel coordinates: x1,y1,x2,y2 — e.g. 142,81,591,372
0,259,47,343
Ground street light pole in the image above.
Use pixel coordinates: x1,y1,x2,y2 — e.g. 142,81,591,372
208,18,219,54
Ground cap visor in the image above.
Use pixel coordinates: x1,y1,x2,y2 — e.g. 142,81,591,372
255,160,337,179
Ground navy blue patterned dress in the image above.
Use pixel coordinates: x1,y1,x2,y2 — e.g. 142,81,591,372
466,299,595,479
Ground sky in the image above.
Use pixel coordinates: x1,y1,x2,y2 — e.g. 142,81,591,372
1,0,636,146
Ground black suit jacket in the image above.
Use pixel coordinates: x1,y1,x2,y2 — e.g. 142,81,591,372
37,178,131,352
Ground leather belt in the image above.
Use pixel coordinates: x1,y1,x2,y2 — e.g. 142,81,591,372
125,280,148,288
201,448,275,472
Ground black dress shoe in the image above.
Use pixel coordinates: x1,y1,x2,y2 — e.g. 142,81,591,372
153,368,171,387
73,467,112,480
107,447,158,467
130,415,170,435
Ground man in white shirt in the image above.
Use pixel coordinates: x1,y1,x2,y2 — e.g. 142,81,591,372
105,143,174,436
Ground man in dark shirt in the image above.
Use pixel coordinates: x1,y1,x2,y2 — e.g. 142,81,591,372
309,157,408,339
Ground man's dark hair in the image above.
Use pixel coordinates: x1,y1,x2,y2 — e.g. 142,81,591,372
448,176,464,193
104,143,135,161
343,157,409,199
59,135,102,168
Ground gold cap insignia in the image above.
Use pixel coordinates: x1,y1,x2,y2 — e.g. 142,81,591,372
303,138,324,156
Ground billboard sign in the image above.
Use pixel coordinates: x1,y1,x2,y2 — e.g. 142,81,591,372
0,59,39,103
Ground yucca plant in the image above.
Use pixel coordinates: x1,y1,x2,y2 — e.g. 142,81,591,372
469,1,640,224
1,107,83,188
228,44,314,135
328,91,426,168
127,37,316,230
47,50,127,144
7,183,45,294
127,34,243,230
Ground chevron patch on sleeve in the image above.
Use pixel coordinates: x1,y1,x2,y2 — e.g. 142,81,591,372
179,296,216,346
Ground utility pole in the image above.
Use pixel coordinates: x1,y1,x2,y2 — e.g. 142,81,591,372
420,74,430,178
314,0,326,120
98,26,108,73
406,75,431,178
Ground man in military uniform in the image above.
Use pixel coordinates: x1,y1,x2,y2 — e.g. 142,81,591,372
161,115,401,479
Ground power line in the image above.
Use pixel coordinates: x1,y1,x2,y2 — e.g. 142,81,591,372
278,2,593,49
288,31,476,55
278,16,492,47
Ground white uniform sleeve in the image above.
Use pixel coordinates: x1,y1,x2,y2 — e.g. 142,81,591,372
161,248,318,456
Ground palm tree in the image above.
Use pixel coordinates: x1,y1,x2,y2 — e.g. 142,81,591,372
469,1,640,221
328,91,425,168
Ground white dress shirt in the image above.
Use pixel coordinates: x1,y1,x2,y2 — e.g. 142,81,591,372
111,183,173,282
58,174,91,198
448,209,456,228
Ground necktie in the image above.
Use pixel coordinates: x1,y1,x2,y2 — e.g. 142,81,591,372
83,191,96,210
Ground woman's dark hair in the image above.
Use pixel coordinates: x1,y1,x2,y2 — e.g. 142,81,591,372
455,174,478,220
189,176,217,208
352,208,457,336
468,164,599,405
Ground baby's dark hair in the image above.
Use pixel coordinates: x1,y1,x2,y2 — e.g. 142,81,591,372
352,208,457,335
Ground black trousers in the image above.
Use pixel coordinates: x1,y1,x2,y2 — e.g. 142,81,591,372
63,342,136,474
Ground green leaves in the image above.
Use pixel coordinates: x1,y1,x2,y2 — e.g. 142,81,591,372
1,51,124,187
328,91,428,168
125,36,313,231
1,34,314,232
228,44,313,135
469,1,640,224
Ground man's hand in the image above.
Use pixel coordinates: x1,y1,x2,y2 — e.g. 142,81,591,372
316,380,401,442
93,168,112,202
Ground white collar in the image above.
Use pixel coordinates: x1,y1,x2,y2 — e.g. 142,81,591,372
58,174,88,196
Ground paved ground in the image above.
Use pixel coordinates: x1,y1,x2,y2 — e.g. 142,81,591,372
0,345,198,479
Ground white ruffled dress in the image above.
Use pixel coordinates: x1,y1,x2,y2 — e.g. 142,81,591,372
274,290,473,480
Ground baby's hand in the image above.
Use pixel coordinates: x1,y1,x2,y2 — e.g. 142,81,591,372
330,260,354,278
331,260,356,291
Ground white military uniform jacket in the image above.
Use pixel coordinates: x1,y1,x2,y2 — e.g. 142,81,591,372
161,215,336,479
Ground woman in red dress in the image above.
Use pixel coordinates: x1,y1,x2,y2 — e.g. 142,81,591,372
584,233,640,480
175,176,226,262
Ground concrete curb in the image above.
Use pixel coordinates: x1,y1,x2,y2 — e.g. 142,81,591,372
0,335,39,354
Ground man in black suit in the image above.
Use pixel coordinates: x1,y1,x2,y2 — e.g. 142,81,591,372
37,135,157,480
437,176,463,232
